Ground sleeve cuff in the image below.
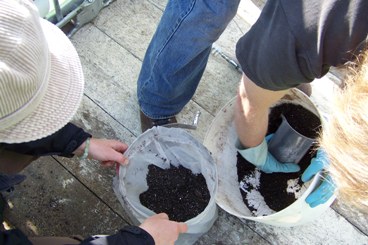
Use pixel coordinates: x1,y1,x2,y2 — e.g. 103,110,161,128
237,139,268,168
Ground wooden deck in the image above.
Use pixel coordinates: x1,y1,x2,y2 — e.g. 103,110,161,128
3,0,368,244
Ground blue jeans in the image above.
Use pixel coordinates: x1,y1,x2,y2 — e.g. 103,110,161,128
137,0,240,119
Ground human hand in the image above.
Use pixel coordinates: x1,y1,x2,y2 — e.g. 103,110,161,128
139,213,188,245
75,138,129,166
302,149,335,208
237,135,300,173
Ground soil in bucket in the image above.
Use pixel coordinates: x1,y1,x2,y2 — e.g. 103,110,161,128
237,103,322,215
140,164,210,222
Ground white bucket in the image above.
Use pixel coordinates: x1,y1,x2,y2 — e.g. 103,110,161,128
203,88,336,227
114,126,218,244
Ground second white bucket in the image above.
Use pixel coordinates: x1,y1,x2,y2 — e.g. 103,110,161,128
114,126,218,244
203,88,336,227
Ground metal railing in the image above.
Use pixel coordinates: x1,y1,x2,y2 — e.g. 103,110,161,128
34,0,114,37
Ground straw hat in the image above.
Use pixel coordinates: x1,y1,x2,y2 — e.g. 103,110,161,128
0,0,84,143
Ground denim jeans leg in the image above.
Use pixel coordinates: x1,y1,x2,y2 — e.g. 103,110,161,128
137,0,240,119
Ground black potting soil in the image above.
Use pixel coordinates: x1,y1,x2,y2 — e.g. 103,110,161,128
238,103,322,214
139,164,210,222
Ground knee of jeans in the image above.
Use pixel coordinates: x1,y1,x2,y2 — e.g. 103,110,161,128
209,0,240,24
199,0,240,39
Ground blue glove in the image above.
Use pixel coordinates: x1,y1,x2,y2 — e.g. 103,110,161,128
236,135,300,174
301,149,336,208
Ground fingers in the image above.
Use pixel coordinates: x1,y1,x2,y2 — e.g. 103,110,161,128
111,140,129,153
305,188,321,207
302,149,328,182
104,141,129,165
301,157,324,182
89,139,129,165
262,153,300,173
115,154,129,165
107,140,129,165
101,152,128,166
154,213,169,220
101,161,115,167
177,222,188,233
265,133,274,142
306,176,335,208
280,163,300,173
316,149,327,160
152,213,187,233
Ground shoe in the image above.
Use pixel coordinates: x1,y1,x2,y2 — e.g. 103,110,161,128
140,110,177,132
0,174,26,192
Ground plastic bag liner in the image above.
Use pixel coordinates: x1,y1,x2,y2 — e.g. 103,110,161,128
113,126,218,245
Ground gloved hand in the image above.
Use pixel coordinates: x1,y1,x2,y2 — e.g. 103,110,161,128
302,149,335,208
236,135,300,173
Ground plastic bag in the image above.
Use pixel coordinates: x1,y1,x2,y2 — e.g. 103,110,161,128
113,126,218,245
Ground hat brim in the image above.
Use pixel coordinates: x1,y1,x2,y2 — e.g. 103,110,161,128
0,19,84,144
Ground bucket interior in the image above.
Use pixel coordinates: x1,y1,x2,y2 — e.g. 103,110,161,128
203,89,335,226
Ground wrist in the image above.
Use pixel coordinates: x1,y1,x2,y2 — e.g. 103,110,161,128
235,138,246,150
74,137,91,159
237,139,268,167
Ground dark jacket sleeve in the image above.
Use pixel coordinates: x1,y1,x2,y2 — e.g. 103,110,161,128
236,0,368,90
0,123,91,157
80,226,155,245
0,229,32,245
0,227,154,245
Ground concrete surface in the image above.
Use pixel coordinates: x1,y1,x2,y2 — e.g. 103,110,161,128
2,0,368,244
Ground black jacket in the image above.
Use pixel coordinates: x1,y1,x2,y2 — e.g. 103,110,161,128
0,227,154,245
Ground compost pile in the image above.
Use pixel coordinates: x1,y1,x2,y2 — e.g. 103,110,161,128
237,103,322,215
140,164,210,222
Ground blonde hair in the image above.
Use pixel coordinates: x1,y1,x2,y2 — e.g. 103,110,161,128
319,48,368,212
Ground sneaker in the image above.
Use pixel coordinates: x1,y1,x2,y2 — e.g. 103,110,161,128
0,174,26,193
140,110,177,132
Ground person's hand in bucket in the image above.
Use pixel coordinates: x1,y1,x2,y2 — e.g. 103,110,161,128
237,134,300,173
302,149,336,207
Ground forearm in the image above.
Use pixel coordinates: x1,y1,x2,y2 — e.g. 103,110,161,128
235,74,287,148
234,92,268,148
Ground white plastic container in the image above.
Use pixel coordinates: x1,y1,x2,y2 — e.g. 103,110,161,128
114,126,218,244
268,114,315,163
203,88,336,227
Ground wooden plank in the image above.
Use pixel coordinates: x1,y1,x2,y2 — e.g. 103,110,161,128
3,156,127,238
197,209,270,245
93,0,164,60
71,24,143,136
241,208,368,244
332,200,368,235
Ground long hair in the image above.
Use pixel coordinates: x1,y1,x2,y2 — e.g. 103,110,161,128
319,48,368,212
